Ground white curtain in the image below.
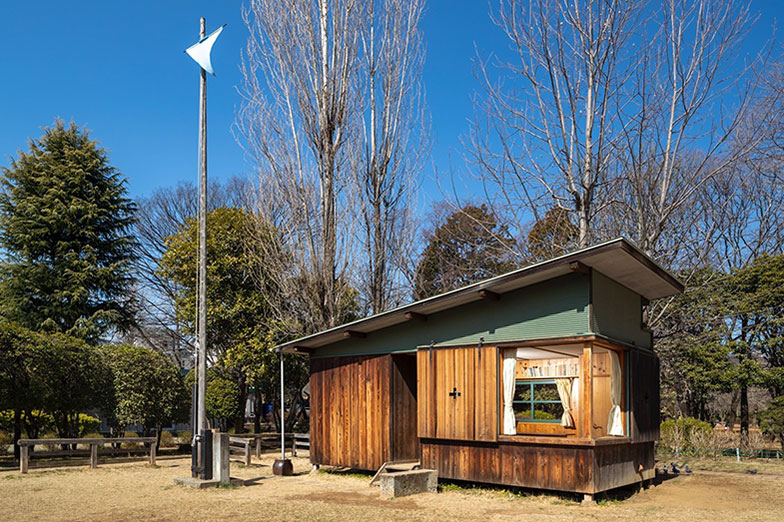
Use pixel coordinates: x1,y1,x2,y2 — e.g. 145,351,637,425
607,350,624,436
555,378,574,428
502,350,517,435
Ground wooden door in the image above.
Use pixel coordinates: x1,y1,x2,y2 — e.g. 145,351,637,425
417,346,498,441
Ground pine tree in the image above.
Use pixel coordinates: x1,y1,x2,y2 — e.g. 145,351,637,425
0,120,137,341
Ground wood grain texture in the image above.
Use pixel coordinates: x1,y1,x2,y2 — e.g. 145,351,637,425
390,354,419,461
418,346,498,442
630,350,660,443
310,355,394,470
421,439,654,494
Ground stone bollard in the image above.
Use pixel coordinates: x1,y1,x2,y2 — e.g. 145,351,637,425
212,432,230,485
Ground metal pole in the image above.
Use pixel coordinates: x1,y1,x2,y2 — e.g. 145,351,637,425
280,351,285,460
197,16,208,437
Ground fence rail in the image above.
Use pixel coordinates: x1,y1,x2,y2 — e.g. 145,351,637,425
227,433,307,459
657,444,782,461
17,437,157,473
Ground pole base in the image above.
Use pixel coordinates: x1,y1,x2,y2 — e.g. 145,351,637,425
273,458,293,476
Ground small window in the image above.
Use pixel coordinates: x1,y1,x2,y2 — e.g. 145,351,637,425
513,381,563,423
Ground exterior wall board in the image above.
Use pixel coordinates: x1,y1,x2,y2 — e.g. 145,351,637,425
315,273,591,358
591,271,651,348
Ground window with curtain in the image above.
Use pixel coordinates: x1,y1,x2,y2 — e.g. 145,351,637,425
512,381,564,423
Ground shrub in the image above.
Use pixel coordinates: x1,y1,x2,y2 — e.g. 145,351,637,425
178,431,193,445
76,414,101,437
759,396,784,452
660,417,712,451
159,431,176,448
0,431,12,454
0,411,14,433
78,432,105,449
41,432,61,452
121,431,140,449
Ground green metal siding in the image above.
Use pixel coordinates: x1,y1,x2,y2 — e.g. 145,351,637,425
591,270,651,348
314,273,591,358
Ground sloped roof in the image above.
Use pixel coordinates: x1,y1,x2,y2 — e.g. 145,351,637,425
275,237,683,353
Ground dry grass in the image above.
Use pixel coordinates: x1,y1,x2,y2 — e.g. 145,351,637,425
1,454,783,521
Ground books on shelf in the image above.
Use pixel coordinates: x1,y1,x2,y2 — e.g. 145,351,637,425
525,359,579,377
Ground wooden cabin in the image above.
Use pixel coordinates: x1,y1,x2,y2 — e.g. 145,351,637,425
275,238,683,498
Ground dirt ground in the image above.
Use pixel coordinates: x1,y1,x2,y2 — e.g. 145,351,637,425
1,454,783,521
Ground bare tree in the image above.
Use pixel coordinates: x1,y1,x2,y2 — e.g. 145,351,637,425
358,0,429,313
468,0,643,248
467,0,769,263
131,177,251,368
237,0,364,332
611,0,769,261
237,0,428,327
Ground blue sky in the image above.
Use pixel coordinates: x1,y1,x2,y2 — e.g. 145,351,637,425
0,1,781,206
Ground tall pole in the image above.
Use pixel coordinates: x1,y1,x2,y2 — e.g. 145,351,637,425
197,16,208,437
280,351,285,459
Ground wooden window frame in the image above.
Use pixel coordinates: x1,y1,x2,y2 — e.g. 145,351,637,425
513,380,563,424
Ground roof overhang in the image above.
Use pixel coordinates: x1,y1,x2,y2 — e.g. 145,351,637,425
275,238,683,354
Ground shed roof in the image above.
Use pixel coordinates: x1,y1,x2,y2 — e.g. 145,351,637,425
275,237,683,353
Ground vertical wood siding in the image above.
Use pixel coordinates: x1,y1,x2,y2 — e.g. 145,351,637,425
390,354,419,461
630,350,660,443
421,440,654,494
310,355,391,470
417,346,498,442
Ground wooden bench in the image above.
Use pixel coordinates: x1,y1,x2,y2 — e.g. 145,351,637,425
17,437,157,473
228,437,252,466
228,433,298,458
291,433,310,457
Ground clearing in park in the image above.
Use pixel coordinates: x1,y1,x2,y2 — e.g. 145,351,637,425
1,455,783,521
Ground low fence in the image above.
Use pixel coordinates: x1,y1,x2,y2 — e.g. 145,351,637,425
657,442,782,461
228,433,309,459
17,437,157,473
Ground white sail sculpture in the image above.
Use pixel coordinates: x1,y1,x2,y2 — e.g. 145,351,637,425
185,24,225,75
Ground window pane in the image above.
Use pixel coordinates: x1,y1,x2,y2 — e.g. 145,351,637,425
533,382,560,402
513,403,532,422
514,383,531,401
534,402,564,421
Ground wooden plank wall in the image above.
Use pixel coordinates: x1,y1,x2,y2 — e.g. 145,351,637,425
310,355,392,470
593,442,655,492
417,349,436,438
390,354,419,461
418,346,497,442
421,439,594,493
422,439,654,494
630,350,660,443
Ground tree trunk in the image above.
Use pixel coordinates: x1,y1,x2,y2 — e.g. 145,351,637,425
740,384,749,447
253,387,262,433
13,409,21,461
235,376,248,434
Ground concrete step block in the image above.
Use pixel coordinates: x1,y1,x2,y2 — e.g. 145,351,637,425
379,469,438,498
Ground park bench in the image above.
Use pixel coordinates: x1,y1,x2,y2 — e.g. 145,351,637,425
228,437,252,466
226,433,298,458
17,437,157,473
291,433,310,457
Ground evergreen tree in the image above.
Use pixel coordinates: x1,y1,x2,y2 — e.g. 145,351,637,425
414,204,519,299
0,121,137,341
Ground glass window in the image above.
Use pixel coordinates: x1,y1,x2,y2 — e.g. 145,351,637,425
513,380,564,423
